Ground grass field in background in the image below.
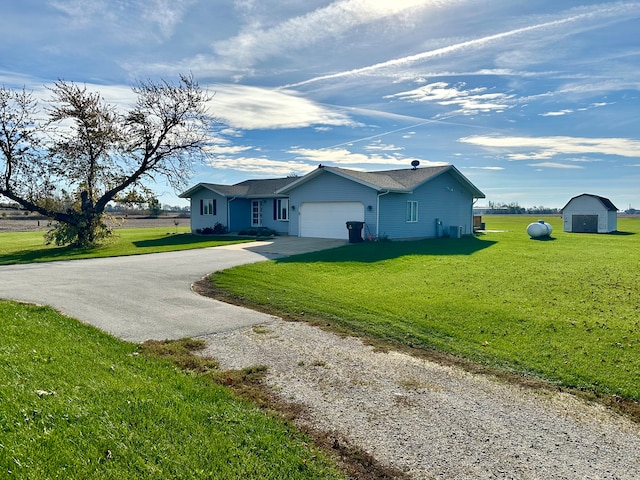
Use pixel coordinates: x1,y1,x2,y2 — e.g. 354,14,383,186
0,301,343,479
0,227,253,265
212,215,640,401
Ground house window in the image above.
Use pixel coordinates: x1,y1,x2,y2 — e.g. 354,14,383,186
275,198,289,221
200,199,216,215
406,201,418,223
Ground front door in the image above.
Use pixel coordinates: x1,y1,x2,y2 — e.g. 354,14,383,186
251,200,262,227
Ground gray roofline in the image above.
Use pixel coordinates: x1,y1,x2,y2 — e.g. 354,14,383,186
180,180,293,199
275,168,325,194
327,166,411,192
561,193,618,212
178,183,230,199
278,166,416,194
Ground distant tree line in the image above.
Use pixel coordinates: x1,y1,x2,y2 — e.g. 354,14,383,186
480,201,561,215
104,202,189,217
2,196,189,219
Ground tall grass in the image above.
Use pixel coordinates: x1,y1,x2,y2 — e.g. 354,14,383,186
212,216,640,401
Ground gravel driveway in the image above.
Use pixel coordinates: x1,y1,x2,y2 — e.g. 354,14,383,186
201,320,640,479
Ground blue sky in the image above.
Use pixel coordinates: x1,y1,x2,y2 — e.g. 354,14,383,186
2,1,639,209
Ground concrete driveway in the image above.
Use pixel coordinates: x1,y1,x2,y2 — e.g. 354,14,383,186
0,237,346,342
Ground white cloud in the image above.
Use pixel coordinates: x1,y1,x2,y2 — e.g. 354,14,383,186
459,135,640,159
49,0,193,41
204,144,253,155
285,4,630,88
207,84,356,129
385,82,513,116
541,102,614,117
529,162,583,169
142,0,195,38
364,140,404,152
206,156,315,176
540,109,573,117
289,147,405,166
214,0,443,69
288,146,445,168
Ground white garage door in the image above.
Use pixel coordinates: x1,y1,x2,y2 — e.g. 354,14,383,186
299,202,364,239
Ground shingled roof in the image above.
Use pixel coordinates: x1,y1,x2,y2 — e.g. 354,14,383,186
562,194,618,211
179,177,292,199
277,165,485,198
180,165,485,200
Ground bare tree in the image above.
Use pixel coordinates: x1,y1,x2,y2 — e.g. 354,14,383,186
0,75,212,247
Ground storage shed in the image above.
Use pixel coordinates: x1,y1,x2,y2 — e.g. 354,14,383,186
561,194,618,233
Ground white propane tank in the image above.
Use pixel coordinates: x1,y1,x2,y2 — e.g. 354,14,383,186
527,220,553,238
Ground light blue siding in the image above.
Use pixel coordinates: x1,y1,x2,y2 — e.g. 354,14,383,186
228,198,250,232
187,168,479,239
287,171,378,237
189,189,227,232
259,198,290,234
229,198,289,234
378,171,473,239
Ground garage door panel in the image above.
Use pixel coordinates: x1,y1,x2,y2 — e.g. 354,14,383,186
300,202,364,239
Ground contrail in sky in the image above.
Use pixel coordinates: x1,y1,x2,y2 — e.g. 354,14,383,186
282,5,628,89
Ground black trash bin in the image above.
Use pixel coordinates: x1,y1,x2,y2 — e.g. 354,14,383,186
346,221,364,243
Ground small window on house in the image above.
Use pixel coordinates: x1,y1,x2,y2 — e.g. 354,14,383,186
406,201,418,223
200,199,216,215
275,198,289,221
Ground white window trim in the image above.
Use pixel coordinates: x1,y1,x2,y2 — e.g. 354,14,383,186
276,198,289,221
251,200,262,227
406,201,418,223
201,198,215,216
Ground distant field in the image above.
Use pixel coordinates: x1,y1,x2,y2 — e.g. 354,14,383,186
212,215,640,403
0,213,190,233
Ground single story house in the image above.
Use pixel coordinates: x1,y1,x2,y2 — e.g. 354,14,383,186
561,193,618,233
179,164,485,240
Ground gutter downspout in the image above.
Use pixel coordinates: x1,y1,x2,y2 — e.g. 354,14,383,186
471,197,479,235
376,190,390,238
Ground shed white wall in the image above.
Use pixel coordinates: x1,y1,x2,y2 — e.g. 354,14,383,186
562,195,617,233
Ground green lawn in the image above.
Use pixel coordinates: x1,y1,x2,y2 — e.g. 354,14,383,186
212,215,640,401
0,301,343,479
0,227,254,265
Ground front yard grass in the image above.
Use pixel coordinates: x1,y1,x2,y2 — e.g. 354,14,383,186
0,301,343,479
0,227,254,265
211,216,640,405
